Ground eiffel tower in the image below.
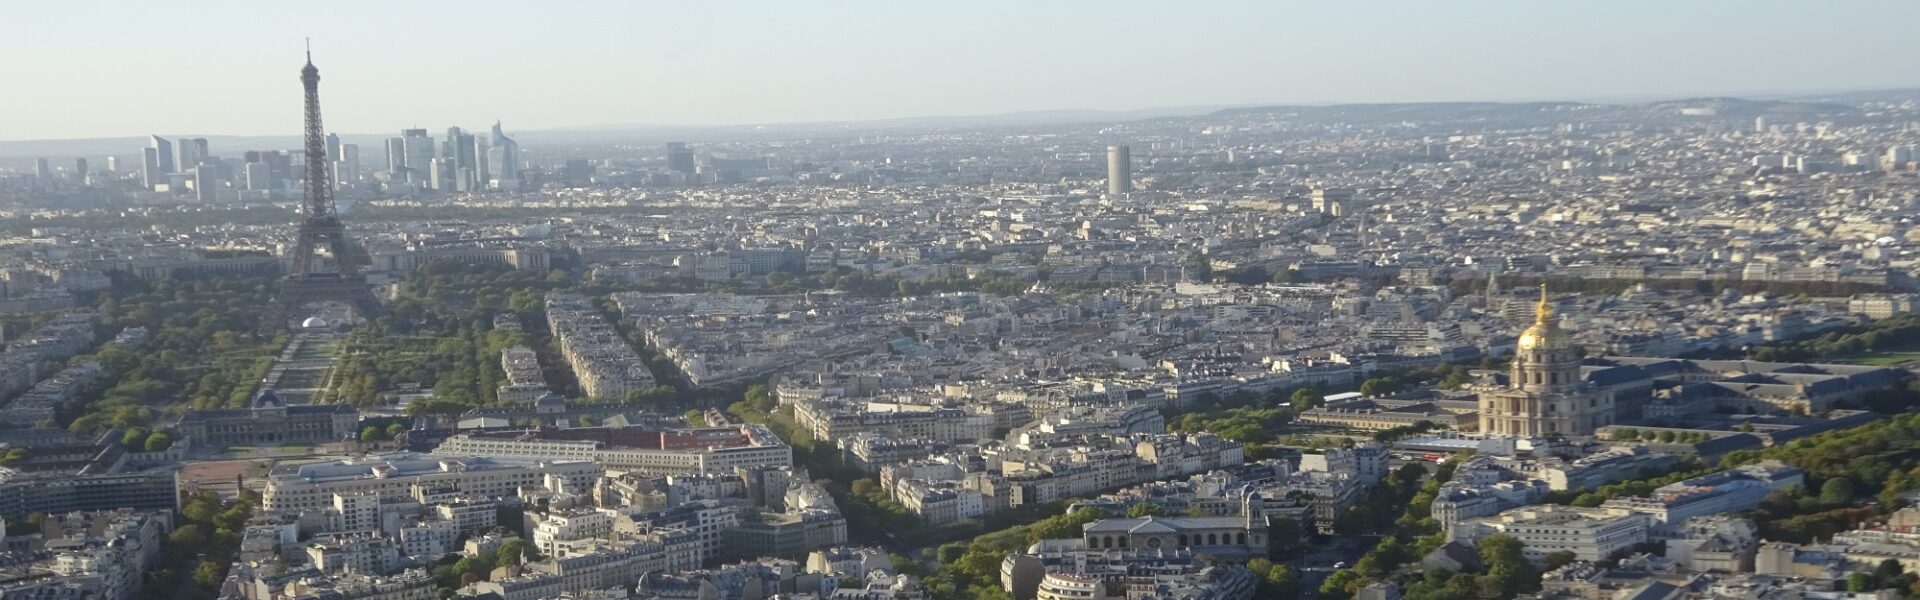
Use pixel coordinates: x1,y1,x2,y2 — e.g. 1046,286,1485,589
259,46,382,335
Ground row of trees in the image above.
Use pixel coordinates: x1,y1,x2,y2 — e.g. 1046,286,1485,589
1542,456,1709,507
1747,484,1880,544
1606,428,1721,444
1450,275,1888,301
1166,364,1467,458
335,262,567,414
118,427,174,452
1243,558,1300,599
1333,462,1434,538
717,264,1135,300
1674,411,1920,548
136,490,258,600
723,386,926,546
1517,411,1920,577
1320,454,1467,599
599,298,766,410
1394,534,1555,600
1209,264,1314,286
0,203,666,237
1330,454,1572,600
1746,314,1920,363
65,273,281,436
1372,421,1443,443
922,507,1119,600
1406,456,1467,555
1168,398,1298,457
338,326,522,411
732,387,1067,550
1724,411,1920,509
428,537,537,591
729,380,1250,557
358,422,407,443
1846,560,1917,596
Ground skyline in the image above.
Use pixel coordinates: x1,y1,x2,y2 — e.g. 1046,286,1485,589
7,2,1920,597
5,0,1920,142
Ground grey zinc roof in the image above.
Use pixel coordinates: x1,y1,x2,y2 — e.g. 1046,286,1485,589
1080,516,1249,534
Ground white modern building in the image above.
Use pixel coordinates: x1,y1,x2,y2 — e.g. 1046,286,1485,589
1450,505,1652,563
262,453,602,513
1601,461,1803,529
432,425,791,475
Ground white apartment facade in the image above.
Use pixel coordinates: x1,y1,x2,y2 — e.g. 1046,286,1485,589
262,454,603,513
1450,505,1652,563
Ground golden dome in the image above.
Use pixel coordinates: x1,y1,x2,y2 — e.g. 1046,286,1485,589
1516,284,1571,351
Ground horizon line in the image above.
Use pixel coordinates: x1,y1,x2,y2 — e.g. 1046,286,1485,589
3,84,1918,146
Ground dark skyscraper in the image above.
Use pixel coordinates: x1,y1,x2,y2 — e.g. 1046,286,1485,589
465,133,487,189
443,127,478,191
195,164,218,203
264,151,293,183
563,158,594,184
1107,145,1132,195
400,128,435,186
149,135,175,174
385,137,406,176
486,121,519,190
177,138,210,172
141,148,161,188
666,142,696,173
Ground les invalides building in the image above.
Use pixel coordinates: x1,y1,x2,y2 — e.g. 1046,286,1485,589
1477,286,1614,436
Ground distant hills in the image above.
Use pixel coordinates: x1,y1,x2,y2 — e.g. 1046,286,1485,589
1209,101,1593,119
3,88,1918,160
1210,96,1869,121
555,105,1239,133
1642,97,1854,116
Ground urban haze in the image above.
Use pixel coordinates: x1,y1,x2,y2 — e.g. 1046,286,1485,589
0,3,1919,600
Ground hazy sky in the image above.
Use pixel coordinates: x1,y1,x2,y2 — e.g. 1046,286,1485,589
4,0,1918,141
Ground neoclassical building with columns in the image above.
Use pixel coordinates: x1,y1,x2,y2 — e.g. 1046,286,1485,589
1078,514,1268,560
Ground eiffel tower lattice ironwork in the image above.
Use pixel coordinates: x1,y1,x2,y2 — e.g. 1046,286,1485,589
259,46,382,335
